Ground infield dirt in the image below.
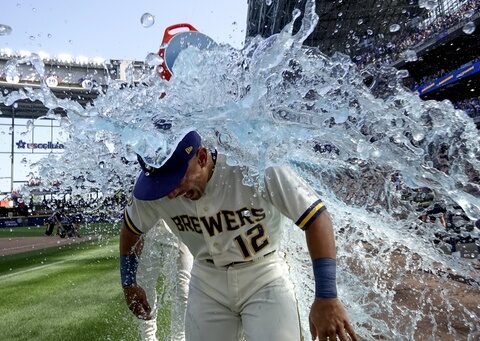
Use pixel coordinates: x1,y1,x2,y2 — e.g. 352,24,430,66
0,236,95,256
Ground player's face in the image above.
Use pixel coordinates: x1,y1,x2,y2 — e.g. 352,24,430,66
167,149,209,201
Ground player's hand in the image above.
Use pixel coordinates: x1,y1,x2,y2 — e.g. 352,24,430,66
123,283,152,320
309,298,357,341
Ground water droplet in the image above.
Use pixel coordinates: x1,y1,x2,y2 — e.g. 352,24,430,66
47,33,52,38
145,52,163,67
419,0,438,10
98,161,105,169
292,8,301,18
81,79,93,89
338,12,343,17
140,13,155,28
6,74,19,84
367,29,373,35
32,7,36,12
29,35,35,40
266,0,273,6
464,10,474,19
396,69,409,78
412,131,425,142
462,22,475,35
389,24,401,33
357,19,363,25
0,24,12,36
217,132,232,146
403,49,417,62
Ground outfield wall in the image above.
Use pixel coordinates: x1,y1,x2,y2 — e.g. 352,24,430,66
0,215,48,228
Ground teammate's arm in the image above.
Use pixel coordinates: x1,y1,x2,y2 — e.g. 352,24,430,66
119,222,152,320
305,210,358,341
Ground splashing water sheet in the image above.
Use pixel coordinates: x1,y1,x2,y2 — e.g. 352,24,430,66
1,0,479,339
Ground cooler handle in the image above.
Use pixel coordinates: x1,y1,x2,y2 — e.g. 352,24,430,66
161,23,198,45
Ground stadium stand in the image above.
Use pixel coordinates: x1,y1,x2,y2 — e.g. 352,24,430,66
247,0,479,127
246,0,480,261
361,0,480,66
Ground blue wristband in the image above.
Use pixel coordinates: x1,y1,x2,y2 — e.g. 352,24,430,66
313,258,337,299
120,255,139,288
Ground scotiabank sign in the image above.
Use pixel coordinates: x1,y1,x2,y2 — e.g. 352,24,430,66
15,139,65,150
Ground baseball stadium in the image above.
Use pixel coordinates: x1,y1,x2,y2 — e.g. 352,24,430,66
0,1,479,340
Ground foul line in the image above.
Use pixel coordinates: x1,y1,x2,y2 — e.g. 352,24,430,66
0,259,70,280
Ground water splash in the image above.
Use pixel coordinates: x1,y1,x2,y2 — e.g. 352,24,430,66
1,0,479,339
462,22,476,35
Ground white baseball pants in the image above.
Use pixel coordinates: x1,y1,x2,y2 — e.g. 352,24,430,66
185,254,302,341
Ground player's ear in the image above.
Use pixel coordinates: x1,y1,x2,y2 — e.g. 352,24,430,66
197,147,208,167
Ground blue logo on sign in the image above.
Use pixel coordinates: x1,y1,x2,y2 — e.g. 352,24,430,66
15,140,65,150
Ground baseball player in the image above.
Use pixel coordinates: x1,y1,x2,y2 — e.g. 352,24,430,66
120,130,357,341
125,23,207,341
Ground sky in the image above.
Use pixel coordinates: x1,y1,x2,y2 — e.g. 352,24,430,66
0,0,249,193
0,0,248,61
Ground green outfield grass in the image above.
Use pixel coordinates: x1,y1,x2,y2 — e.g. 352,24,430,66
0,225,47,237
0,236,171,341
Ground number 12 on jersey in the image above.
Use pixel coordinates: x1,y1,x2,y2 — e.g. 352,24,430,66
234,223,270,259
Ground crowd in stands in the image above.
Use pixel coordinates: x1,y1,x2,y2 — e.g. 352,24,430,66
410,56,480,91
356,0,480,68
0,191,128,235
393,0,479,57
454,96,480,119
0,191,126,222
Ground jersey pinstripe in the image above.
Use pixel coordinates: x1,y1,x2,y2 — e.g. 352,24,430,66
125,155,326,267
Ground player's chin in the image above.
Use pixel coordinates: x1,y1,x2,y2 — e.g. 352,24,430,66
185,190,201,201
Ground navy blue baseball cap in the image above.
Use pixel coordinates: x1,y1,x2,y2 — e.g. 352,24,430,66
133,131,202,200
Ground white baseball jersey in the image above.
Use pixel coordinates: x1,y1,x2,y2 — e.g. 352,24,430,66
124,154,326,267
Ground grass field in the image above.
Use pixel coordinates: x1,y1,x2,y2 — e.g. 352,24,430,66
0,226,47,237
0,226,171,341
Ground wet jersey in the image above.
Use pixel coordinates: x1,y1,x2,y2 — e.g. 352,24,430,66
124,155,326,267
